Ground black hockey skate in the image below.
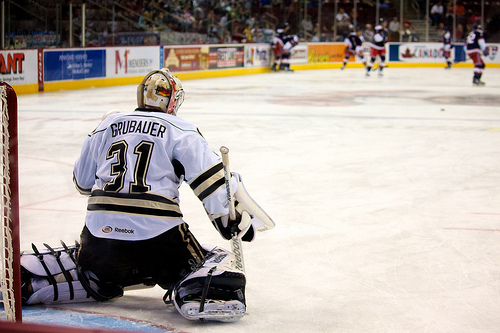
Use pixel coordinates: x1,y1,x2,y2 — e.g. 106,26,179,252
164,246,248,322
172,269,246,322
473,78,485,86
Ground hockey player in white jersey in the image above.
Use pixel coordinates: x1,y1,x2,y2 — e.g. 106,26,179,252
18,68,274,323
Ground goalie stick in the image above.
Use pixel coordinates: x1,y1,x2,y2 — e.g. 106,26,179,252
219,146,245,273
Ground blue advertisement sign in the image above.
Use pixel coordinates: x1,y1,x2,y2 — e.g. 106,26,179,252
44,49,106,81
388,43,466,63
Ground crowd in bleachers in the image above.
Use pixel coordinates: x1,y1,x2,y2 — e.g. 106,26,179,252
107,0,278,44
427,0,500,41
6,0,500,48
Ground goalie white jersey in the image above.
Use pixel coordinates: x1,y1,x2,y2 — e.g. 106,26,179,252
73,109,236,241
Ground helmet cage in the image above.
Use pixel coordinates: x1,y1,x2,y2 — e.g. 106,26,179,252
137,68,185,115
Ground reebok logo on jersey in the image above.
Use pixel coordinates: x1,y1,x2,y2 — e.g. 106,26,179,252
102,226,135,234
114,227,135,234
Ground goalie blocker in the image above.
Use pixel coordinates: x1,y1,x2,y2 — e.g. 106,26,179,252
18,173,274,322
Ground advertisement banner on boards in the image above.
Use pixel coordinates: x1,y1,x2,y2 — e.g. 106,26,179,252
0,49,38,85
290,44,308,64
307,43,345,63
484,44,500,63
244,44,270,67
107,46,160,78
44,49,106,81
390,43,451,62
208,46,244,69
164,47,201,71
383,43,500,63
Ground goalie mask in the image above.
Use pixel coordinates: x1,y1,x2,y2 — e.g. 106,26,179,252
137,68,185,115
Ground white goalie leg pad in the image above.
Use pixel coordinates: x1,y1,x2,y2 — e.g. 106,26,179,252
21,245,77,277
26,274,96,304
232,172,275,232
21,243,100,304
173,246,246,322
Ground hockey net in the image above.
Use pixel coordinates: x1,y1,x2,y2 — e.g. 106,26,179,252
0,82,21,322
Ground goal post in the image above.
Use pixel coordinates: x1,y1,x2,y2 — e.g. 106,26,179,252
0,81,21,322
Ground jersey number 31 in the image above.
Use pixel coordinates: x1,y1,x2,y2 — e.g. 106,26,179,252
103,140,154,193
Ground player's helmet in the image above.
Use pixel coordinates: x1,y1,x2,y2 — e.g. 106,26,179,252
277,22,290,34
137,68,185,115
472,23,481,30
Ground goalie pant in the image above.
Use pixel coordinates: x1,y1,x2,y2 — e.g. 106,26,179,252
19,242,246,322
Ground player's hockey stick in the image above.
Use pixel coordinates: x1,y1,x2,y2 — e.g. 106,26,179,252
219,146,245,273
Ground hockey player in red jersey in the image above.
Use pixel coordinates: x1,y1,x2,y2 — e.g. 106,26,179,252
271,23,298,72
366,22,388,76
271,23,289,71
465,24,488,85
280,34,299,72
341,26,367,70
442,26,454,69
271,32,284,71
17,68,274,323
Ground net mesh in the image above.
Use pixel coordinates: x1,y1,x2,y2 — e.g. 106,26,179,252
0,83,16,321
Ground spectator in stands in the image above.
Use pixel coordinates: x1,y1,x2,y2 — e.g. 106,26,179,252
403,19,417,42
154,12,166,30
362,23,374,42
181,4,196,32
431,1,444,27
454,1,466,25
312,23,320,42
138,9,148,30
379,0,391,18
251,25,264,42
470,11,481,25
219,10,231,34
321,23,332,42
445,2,454,28
336,8,350,23
222,30,233,43
301,15,314,39
203,10,218,36
336,8,351,38
388,16,400,42
242,23,253,43
456,23,465,42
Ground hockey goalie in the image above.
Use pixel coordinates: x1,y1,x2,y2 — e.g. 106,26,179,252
19,68,274,322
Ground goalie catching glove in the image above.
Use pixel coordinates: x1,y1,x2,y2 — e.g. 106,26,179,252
211,208,254,242
209,172,274,242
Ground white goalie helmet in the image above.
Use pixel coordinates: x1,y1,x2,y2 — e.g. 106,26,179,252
137,68,185,115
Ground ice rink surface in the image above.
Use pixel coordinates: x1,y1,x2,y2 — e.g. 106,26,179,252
17,67,500,332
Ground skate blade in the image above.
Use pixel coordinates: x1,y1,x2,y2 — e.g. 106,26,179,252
179,300,246,322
